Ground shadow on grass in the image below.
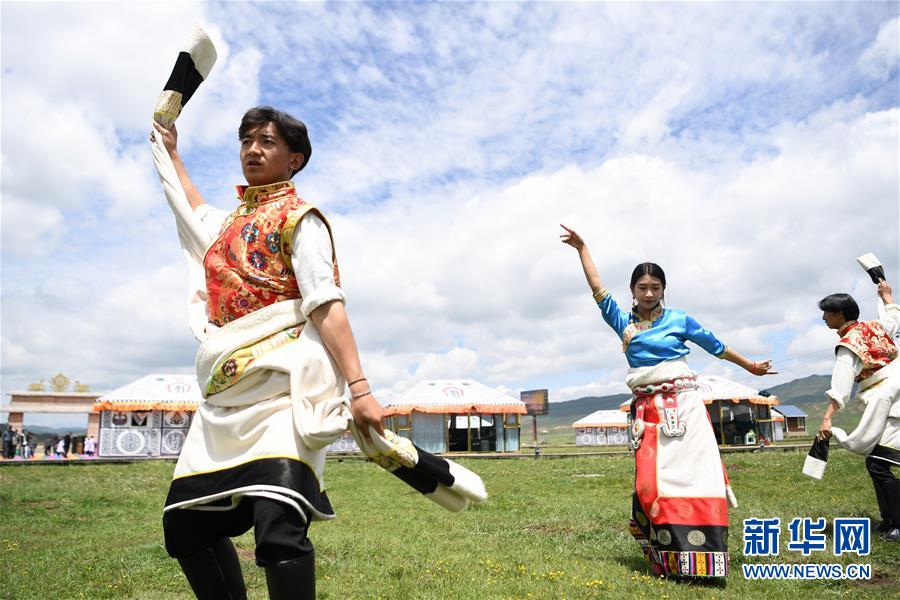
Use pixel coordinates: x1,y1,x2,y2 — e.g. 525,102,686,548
615,554,649,573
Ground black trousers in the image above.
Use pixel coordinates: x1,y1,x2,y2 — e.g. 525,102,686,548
867,455,898,483
163,497,313,565
866,453,900,527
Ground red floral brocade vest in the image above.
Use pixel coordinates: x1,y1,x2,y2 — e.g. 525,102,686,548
836,320,898,382
204,181,340,327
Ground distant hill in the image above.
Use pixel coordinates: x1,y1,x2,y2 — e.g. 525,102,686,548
1,425,86,438
542,393,631,421
758,374,830,406
536,393,630,432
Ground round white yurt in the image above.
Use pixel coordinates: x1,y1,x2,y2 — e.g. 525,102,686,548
695,375,780,446
93,374,202,457
573,409,630,446
384,380,527,453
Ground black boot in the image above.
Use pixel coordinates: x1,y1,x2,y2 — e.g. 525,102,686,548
264,551,315,600
880,479,900,542
176,537,247,600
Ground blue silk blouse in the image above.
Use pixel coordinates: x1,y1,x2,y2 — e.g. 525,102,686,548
596,291,726,368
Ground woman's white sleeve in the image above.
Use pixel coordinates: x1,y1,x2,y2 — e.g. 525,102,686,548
291,213,346,318
824,347,863,409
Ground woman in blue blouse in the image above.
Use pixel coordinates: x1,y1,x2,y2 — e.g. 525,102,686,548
561,225,774,579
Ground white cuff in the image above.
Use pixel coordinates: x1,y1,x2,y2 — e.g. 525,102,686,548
300,285,346,318
802,455,827,480
824,390,845,410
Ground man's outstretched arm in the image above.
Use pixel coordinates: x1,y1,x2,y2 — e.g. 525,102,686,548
151,122,206,210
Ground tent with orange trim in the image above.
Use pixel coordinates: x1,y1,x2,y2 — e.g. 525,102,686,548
93,374,201,457
619,374,780,447
384,380,526,453
694,375,781,446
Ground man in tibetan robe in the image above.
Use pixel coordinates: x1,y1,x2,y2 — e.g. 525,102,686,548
817,280,900,542
152,106,384,599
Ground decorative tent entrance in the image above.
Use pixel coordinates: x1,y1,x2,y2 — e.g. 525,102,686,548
618,375,780,446
384,380,527,453
93,374,202,457
695,375,780,446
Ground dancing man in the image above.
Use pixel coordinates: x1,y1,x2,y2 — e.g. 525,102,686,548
152,106,383,599
817,280,900,542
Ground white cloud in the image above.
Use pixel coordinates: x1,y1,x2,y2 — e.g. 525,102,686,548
334,102,897,394
2,3,898,427
1,197,63,255
553,380,631,403
620,82,694,148
0,4,261,256
859,16,900,81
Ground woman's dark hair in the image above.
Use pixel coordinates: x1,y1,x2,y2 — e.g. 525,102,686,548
630,262,666,290
818,293,860,321
239,106,312,176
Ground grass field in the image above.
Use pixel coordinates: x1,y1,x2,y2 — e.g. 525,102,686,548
1,449,898,599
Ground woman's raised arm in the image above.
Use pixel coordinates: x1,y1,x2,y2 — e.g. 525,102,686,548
560,224,604,294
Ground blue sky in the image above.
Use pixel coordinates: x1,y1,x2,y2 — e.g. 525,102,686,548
2,3,898,427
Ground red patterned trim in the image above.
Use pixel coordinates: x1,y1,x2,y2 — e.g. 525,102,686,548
651,549,728,578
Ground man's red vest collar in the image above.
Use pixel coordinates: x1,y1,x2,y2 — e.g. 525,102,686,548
837,320,859,337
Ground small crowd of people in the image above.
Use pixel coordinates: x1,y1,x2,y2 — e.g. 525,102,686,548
2,428,36,459
1,428,97,459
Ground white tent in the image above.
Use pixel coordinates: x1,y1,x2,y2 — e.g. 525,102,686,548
95,374,203,410
573,410,629,428
386,380,528,414
385,380,527,453
694,375,776,404
94,374,202,458
573,409,629,446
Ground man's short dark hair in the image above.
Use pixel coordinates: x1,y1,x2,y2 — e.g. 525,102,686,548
818,293,860,321
239,106,311,176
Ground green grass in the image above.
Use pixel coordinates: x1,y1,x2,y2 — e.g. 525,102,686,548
1,450,898,599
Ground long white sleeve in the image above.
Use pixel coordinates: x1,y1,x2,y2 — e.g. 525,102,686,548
824,347,863,410
832,391,893,457
878,303,900,338
150,129,215,341
291,212,346,318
